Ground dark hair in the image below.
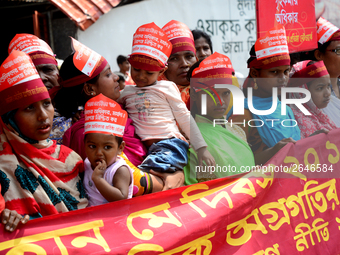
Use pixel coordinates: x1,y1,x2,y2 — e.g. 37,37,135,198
247,44,256,66
186,60,203,118
289,52,302,66
186,59,203,82
117,74,125,83
191,30,213,53
117,55,128,65
84,134,123,146
54,53,100,119
300,41,333,62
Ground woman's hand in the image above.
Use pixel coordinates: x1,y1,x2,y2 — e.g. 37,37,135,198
2,209,29,232
150,170,185,191
197,147,215,167
309,129,329,137
273,137,297,152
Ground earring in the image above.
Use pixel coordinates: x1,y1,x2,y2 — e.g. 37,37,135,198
91,92,95,96
253,78,258,90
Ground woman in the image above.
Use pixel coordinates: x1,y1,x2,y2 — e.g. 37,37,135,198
230,26,301,165
8,34,72,145
0,50,87,232
185,52,255,184
55,38,184,196
303,17,340,127
160,20,198,107
191,29,213,61
289,60,336,138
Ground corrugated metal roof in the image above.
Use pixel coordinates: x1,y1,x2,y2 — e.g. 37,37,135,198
48,0,122,31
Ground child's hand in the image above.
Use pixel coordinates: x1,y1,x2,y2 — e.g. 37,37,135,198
92,159,107,181
2,209,29,232
197,147,215,167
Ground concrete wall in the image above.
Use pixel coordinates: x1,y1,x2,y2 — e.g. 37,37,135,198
77,0,256,77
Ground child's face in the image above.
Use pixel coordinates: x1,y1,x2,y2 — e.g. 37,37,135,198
118,80,125,90
14,98,54,141
308,75,332,109
85,133,125,170
92,64,121,101
119,61,130,73
252,65,290,97
130,66,166,87
196,88,231,121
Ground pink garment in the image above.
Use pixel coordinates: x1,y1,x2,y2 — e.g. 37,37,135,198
118,80,207,150
83,157,133,206
289,61,337,138
63,111,147,166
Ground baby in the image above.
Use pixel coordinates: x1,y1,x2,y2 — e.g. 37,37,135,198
83,94,134,206
119,22,215,173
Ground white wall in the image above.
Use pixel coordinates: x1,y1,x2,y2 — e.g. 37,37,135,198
77,0,256,77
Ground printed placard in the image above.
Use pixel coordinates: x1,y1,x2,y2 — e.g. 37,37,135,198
256,0,317,53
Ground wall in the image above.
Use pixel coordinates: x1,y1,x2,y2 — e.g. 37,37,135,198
77,0,256,77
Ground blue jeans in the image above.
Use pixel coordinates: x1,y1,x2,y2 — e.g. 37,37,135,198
138,138,189,172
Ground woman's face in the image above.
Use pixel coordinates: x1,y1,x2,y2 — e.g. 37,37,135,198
14,98,54,141
92,64,120,101
308,75,332,109
194,88,231,121
252,65,290,98
165,51,197,86
195,37,212,61
35,64,59,90
319,41,340,78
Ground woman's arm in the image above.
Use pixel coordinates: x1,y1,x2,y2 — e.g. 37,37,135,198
254,138,296,165
2,209,29,232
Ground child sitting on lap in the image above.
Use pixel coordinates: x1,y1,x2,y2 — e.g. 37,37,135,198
83,94,133,206
119,22,215,173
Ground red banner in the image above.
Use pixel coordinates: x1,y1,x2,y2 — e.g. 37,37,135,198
1,129,340,254
256,0,317,53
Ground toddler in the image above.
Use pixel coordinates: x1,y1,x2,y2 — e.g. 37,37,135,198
83,94,134,206
119,22,215,173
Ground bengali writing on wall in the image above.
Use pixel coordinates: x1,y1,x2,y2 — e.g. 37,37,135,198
1,129,340,254
195,0,256,56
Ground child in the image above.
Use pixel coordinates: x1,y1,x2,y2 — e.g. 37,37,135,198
83,94,134,206
114,71,126,90
288,60,335,138
119,22,215,173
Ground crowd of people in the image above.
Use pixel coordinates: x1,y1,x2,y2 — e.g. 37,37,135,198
1,16,340,233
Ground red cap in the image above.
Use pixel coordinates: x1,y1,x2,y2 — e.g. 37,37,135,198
84,94,128,137
0,51,49,116
317,17,340,44
8,34,57,66
162,20,196,55
129,22,172,71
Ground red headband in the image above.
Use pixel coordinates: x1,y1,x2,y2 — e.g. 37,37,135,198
289,61,329,87
0,79,49,116
49,57,107,99
170,37,196,55
330,30,340,41
128,55,164,71
248,54,290,69
30,51,58,66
